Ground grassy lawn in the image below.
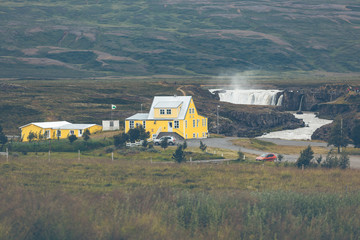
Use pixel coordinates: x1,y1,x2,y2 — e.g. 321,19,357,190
231,138,330,155
0,149,360,239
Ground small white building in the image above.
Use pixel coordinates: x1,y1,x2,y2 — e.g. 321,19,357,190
102,120,120,131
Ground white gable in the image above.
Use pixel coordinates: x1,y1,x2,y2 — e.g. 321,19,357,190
148,96,192,120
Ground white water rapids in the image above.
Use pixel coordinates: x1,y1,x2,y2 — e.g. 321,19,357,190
258,112,332,140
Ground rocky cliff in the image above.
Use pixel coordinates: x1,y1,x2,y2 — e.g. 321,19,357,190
281,85,348,111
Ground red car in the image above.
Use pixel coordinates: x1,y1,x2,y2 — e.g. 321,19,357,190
256,153,277,162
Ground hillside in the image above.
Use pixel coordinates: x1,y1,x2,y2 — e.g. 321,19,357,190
0,0,359,78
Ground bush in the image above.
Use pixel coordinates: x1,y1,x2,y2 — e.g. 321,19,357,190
68,135,78,144
173,145,186,163
160,138,168,150
105,147,114,153
199,141,207,152
296,145,314,168
237,150,245,161
322,151,350,169
182,141,187,150
114,133,129,148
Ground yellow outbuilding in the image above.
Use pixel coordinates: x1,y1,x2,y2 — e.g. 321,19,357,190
125,96,208,140
19,121,102,142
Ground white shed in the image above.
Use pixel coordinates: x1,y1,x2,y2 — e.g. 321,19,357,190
102,120,120,131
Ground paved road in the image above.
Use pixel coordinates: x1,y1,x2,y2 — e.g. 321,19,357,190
182,137,360,169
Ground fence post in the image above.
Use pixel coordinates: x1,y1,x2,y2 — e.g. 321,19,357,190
111,152,114,162
302,164,304,171
78,150,80,161
48,150,51,162
6,148,8,162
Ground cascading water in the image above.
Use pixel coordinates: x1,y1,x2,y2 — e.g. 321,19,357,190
210,89,284,106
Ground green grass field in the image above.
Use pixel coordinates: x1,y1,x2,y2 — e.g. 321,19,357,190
0,154,359,239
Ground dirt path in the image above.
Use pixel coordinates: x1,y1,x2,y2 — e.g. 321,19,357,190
176,86,186,96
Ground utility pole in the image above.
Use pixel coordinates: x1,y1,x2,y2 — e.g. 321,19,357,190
340,118,343,153
217,105,220,135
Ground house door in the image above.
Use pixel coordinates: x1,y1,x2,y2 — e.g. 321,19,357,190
168,121,173,132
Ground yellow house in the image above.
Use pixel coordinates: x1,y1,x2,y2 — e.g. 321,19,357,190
125,96,208,140
19,121,102,142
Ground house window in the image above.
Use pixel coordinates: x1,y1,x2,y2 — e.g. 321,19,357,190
160,109,165,115
167,109,171,115
193,133,196,138
197,119,199,127
45,130,50,139
193,120,195,127
174,120,179,129
70,130,75,135
143,121,146,129
79,129,83,136
185,120,187,128
57,130,61,138
110,121,114,127
136,123,140,128
130,121,134,129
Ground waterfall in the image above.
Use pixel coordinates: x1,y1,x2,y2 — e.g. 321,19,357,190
297,95,304,114
276,94,284,106
210,89,283,106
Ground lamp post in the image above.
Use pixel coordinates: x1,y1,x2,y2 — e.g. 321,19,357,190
217,105,220,134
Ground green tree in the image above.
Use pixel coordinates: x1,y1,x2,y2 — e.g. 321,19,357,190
0,125,8,151
128,125,149,143
172,145,186,163
339,152,350,169
278,154,284,162
83,129,91,142
322,151,339,168
27,131,37,142
114,133,129,148
237,150,245,161
182,141,187,150
68,134,77,144
142,138,148,148
296,145,314,168
199,141,207,152
160,137,168,150
327,119,349,153
350,122,360,148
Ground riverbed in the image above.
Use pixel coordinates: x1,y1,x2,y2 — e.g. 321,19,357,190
257,112,332,140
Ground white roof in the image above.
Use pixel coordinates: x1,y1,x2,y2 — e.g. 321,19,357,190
57,124,96,130
126,113,149,120
20,121,71,129
154,101,183,108
19,121,98,130
148,96,192,120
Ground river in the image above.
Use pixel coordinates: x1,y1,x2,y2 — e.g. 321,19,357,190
257,112,332,140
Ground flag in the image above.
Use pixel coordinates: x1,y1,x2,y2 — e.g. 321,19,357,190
111,104,116,110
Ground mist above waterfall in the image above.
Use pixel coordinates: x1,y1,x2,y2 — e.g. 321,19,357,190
211,72,284,106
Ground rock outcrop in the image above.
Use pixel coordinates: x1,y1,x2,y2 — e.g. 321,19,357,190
281,85,348,111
